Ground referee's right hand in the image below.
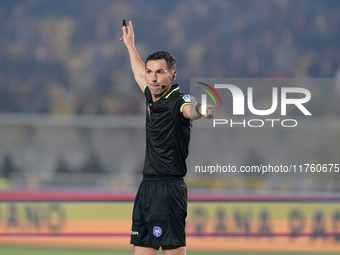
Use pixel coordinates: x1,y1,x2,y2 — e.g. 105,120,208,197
119,20,134,48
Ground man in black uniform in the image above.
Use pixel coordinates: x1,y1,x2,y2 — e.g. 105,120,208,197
120,21,215,255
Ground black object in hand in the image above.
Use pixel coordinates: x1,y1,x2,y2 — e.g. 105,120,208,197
123,19,127,27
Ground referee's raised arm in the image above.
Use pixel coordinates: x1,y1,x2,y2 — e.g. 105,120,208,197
119,20,147,92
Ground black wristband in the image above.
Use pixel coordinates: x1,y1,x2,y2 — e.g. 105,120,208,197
195,102,203,117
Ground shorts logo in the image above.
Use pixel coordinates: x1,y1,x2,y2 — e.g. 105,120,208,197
153,226,162,238
131,231,139,236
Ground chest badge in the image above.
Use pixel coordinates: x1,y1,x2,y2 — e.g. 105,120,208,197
147,104,151,115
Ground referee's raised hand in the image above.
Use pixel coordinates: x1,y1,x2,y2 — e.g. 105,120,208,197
119,20,146,91
119,20,134,47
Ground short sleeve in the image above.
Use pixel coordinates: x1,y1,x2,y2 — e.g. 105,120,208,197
144,84,152,102
171,94,197,123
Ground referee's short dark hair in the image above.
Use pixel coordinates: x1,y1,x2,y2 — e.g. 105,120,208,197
146,51,177,72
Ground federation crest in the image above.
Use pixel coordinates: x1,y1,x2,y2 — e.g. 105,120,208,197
153,226,162,237
182,94,197,104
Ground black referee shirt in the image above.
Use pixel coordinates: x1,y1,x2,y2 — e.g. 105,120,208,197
142,84,194,178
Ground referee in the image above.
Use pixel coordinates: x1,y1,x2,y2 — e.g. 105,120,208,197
120,20,215,255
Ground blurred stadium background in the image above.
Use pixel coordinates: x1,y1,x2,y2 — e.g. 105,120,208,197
0,0,340,253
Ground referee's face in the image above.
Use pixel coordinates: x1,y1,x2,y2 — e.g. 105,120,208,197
146,59,173,97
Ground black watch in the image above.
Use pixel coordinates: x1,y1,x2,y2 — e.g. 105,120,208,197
195,102,203,117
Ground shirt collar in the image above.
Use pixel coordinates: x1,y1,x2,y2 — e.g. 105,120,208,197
164,84,179,99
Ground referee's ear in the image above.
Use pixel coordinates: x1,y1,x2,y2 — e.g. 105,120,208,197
171,71,177,82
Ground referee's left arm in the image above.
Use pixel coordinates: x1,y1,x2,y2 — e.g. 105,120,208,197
182,103,215,120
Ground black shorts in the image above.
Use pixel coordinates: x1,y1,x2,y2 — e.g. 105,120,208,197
130,177,187,250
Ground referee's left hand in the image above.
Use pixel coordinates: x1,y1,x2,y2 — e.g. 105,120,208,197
204,103,215,119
